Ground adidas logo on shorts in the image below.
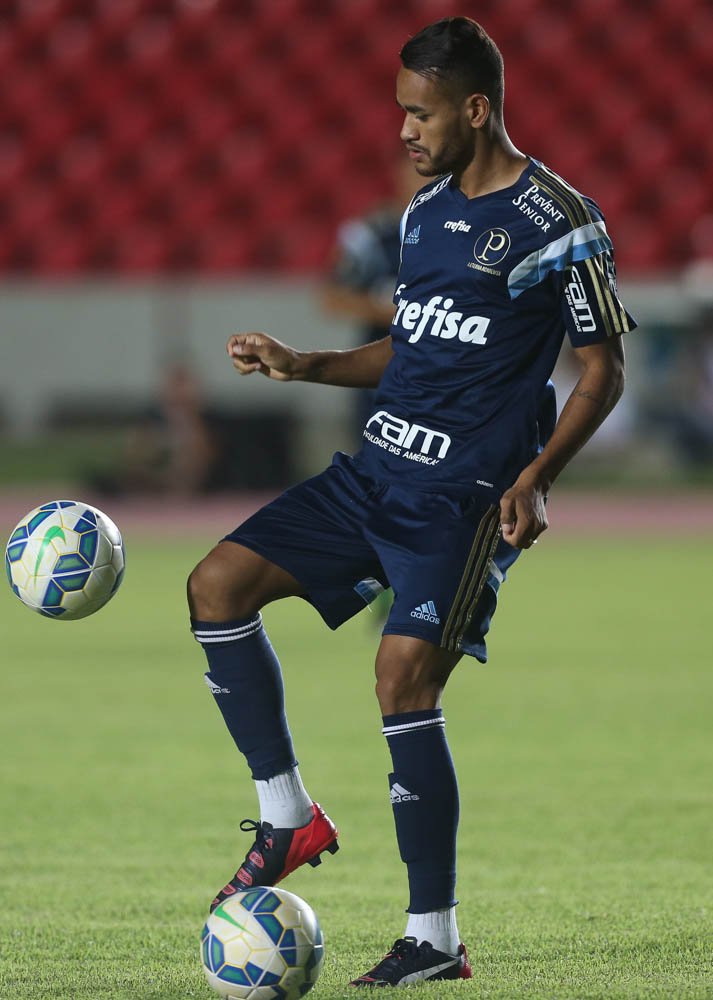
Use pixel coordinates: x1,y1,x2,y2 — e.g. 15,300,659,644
410,600,440,624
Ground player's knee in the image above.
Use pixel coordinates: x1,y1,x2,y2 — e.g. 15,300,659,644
187,550,258,621
374,657,441,715
186,556,222,618
374,637,458,714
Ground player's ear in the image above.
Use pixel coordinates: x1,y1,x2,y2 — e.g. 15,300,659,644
465,93,490,129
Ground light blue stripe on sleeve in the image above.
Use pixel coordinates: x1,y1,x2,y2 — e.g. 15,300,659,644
508,221,612,299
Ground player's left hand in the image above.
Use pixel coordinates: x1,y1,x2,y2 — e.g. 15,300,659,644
499,474,548,549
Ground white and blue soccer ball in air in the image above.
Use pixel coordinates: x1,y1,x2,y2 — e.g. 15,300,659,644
201,887,324,1000
5,500,125,620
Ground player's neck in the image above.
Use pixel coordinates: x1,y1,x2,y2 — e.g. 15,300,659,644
453,133,528,201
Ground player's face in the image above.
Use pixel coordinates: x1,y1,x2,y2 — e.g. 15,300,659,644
396,68,475,177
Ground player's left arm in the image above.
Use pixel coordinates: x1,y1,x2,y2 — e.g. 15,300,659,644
500,337,625,549
502,220,635,551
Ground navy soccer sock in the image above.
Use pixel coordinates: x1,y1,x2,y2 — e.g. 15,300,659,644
191,614,297,781
382,709,459,913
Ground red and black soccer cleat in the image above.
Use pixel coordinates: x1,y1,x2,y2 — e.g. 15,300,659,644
210,802,339,912
350,937,472,987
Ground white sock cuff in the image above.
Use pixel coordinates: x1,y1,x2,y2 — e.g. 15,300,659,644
382,716,445,737
255,767,313,828
192,614,263,644
405,907,459,955
256,767,306,802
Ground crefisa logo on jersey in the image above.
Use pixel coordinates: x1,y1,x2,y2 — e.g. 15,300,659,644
469,228,511,276
444,219,471,233
392,285,491,346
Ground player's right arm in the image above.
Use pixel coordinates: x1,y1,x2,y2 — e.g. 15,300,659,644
226,332,393,389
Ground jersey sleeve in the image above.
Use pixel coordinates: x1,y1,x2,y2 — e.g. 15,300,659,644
559,246,636,346
507,214,636,346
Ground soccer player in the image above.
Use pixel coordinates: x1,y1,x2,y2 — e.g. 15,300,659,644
188,17,634,987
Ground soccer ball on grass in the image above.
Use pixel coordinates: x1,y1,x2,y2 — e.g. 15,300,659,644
201,886,324,1000
5,500,125,620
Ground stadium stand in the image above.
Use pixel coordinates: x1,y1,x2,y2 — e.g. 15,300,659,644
0,0,710,273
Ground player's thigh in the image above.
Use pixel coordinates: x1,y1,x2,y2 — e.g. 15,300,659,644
374,633,462,714
375,492,506,661
225,457,387,630
187,541,304,620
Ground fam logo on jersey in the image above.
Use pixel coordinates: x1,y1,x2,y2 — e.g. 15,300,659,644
392,287,491,346
364,410,451,466
564,266,596,334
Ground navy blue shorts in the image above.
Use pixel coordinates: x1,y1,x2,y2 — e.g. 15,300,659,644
224,453,520,661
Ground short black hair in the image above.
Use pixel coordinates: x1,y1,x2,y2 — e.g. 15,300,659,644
400,17,504,117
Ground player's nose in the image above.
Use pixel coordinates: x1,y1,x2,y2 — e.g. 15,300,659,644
400,114,419,144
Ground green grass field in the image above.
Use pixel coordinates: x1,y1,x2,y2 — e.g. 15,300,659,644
1,533,711,999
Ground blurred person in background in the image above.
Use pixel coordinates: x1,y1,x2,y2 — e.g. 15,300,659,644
650,263,713,466
653,306,713,466
632,262,713,470
89,363,219,496
321,158,423,439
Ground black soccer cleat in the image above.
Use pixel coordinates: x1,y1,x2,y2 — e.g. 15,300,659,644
210,802,339,912
350,936,472,987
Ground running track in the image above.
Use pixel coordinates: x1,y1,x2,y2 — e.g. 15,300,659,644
1,490,712,538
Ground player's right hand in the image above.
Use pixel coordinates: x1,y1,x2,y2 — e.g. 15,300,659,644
226,333,303,381
499,471,548,549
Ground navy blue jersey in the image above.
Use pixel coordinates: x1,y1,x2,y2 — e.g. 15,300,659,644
353,158,636,497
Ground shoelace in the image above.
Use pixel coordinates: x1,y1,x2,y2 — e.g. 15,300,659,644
215,820,278,899
373,938,423,974
237,819,275,872
392,939,419,958
239,818,274,842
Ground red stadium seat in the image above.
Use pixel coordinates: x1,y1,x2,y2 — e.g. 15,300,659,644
0,1,708,273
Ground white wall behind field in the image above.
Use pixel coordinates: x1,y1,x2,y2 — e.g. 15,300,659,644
0,278,366,471
0,276,694,472
0,278,356,424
